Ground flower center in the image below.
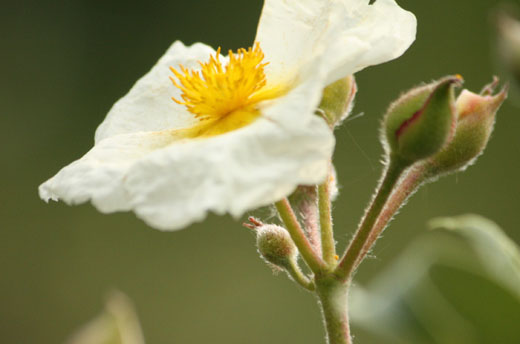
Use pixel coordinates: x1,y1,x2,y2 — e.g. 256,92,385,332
170,43,282,137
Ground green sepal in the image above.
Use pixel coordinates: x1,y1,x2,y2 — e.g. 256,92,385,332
318,75,357,128
384,76,462,163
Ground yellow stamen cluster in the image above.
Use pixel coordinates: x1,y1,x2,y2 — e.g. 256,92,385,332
170,43,271,121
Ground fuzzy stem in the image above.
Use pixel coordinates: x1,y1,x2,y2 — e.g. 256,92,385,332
316,277,351,344
275,199,326,273
319,173,336,267
287,258,315,291
335,157,409,281
354,164,427,269
300,186,322,256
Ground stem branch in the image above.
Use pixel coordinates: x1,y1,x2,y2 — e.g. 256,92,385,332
335,157,408,281
354,165,426,269
287,259,315,291
319,172,336,267
275,199,326,273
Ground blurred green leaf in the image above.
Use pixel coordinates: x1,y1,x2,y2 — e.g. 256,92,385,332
350,214,520,344
65,291,145,344
429,214,520,298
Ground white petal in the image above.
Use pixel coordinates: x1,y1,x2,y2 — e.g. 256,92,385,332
256,0,417,84
94,41,215,143
39,130,180,213
40,41,335,230
255,0,335,83
126,73,334,230
325,0,417,83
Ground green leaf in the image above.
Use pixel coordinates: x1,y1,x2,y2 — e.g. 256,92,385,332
350,214,520,344
429,214,520,298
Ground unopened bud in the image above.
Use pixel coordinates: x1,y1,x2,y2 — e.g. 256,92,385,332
256,224,298,270
383,76,462,163
318,75,357,128
425,79,508,177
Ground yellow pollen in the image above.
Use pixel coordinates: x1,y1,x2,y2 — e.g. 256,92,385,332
169,43,283,137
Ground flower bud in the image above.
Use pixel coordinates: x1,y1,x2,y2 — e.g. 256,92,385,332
383,76,462,163
256,224,298,270
318,75,357,128
425,79,508,177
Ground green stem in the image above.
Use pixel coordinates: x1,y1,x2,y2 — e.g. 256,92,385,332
335,157,409,281
275,199,326,273
316,277,351,344
319,173,336,267
354,164,426,269
287,258,315,291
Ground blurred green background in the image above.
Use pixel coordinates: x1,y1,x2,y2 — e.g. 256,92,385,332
2,1,520,343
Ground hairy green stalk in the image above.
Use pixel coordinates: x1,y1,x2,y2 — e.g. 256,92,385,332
275,199,326,273
319,172,337,267
335,157,410,281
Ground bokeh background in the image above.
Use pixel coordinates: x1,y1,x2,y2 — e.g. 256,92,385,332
2,0,520,343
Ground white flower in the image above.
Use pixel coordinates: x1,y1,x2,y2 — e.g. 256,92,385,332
39,0,416,230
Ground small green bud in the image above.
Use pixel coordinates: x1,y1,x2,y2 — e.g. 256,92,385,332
318,75,357,128
425,79,508,177
245,217,313,290
383,76,463,164
256,224,298,270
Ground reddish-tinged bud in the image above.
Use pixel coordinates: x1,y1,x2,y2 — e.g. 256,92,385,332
383,76,462,164
425,78,508,176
